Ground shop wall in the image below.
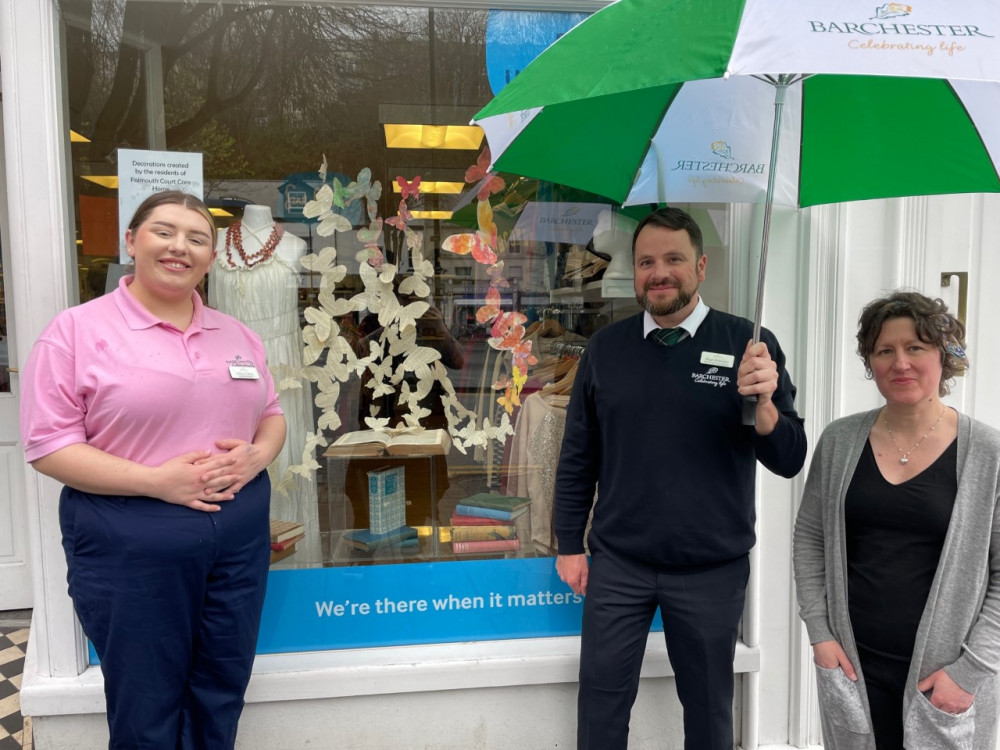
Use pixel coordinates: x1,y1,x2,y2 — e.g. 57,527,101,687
9,1,1000,748
30,680,685,749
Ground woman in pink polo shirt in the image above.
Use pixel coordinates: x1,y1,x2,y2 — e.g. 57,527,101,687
20,190,286,749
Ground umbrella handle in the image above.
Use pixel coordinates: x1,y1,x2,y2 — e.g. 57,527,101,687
742,76,794,429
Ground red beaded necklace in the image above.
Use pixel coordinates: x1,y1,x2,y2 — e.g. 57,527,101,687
224,220,285,268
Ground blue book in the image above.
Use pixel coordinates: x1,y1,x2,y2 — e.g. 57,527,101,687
343,525,418,552
453,504,529,521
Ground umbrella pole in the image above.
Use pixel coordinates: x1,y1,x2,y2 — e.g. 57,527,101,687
743,75,792,427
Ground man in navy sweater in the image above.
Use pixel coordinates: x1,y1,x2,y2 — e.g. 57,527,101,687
554,207,806,750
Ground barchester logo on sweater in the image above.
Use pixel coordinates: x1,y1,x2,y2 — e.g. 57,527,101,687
691,366,731,388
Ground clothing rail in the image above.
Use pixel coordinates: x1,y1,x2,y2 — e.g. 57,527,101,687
550,341,587,357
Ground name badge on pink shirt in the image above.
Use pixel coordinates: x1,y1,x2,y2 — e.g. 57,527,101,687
227,355,261,380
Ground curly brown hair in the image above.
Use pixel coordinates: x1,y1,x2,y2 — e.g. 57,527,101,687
856,290,968,397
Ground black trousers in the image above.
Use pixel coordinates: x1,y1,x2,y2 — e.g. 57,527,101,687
857,644,910,750
577,549,750,750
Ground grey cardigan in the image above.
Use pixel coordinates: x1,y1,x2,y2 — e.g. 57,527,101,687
793,409,1000,750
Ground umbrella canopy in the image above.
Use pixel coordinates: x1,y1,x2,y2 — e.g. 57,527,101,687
473,0,1000,208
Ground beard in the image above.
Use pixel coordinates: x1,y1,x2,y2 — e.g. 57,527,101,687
637,284,693,317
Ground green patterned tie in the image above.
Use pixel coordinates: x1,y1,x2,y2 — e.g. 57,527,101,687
652,327,684,347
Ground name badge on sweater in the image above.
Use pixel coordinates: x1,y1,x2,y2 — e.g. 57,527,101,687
700,351,735,368
227,356,261,380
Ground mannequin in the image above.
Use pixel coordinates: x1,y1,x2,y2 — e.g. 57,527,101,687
592,209,638,280
209,205,321,564
592,209,638,299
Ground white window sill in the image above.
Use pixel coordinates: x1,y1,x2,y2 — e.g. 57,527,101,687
21,635,759,716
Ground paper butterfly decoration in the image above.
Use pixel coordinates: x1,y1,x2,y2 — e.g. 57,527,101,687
299,246,347,289
331,177,352,209
396,175,421,200
441,200,498,265
385,199,414,232
465,147,506,201
441,231,497,266
302,184,352,236
476,287,501,325
487,261,510,289
490,311,527,342
398,248,434,299
348,167,383,219
510,338,538,372
355,245,385,270
497,365,528,414
357,217,383,245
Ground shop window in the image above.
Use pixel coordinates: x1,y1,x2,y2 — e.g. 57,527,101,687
60,0,733,654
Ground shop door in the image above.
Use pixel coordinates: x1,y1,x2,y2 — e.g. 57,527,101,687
0,118,32,611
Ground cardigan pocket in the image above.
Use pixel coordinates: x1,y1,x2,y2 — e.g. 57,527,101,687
815,665,869,733
903,691,976,750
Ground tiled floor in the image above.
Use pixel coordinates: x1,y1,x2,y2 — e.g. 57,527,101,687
0,612,32,750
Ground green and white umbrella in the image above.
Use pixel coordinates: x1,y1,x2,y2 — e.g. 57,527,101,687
474,0,1000,210
473,0,1000,422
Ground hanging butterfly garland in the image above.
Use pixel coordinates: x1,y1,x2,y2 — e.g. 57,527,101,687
442,146,534,426
290,161,488,465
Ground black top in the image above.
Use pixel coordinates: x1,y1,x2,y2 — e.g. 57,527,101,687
553,310,807,568
846,438,958,659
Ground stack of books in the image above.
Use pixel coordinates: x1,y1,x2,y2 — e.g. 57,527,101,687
270,519,305,564
450,494,530,554
343,525,419,553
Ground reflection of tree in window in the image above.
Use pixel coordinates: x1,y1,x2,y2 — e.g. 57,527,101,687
63,1,491,220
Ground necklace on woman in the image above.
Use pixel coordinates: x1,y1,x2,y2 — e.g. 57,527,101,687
883,405,945,465
224,220,284,269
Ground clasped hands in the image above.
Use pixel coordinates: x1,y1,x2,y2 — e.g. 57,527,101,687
813,640,974,715
155,439,262,512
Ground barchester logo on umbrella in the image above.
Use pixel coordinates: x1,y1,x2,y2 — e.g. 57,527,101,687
872,4,911,21
670,143,765,176
808,6,994,38
711,141,734,161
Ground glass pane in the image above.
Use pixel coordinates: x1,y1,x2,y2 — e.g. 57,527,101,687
63,0,150,300
60,0,737,652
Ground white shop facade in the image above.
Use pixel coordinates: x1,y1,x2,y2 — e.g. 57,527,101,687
2,1,1000,748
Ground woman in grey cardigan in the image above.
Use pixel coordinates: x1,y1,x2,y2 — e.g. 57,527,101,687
794,291,1000,750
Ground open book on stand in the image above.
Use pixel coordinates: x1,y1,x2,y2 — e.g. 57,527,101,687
324,428,452,457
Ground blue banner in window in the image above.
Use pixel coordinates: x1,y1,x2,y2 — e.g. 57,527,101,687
88,558,666,661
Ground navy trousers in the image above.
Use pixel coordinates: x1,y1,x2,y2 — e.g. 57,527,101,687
60,471,271,750
577,549,750,750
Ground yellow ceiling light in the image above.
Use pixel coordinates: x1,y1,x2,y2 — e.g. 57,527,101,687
410,210,453,221
81,175,119,189
70,130,91,143
209,208,233,218
393,180,465,195
383,124,484,150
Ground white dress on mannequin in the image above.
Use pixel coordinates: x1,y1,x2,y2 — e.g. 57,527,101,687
208,205,321,565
